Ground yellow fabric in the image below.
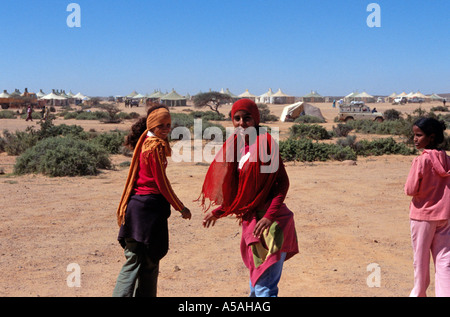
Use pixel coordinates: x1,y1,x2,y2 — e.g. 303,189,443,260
146,107,171,131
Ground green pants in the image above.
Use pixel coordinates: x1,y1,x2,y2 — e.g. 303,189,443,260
112,239,159,297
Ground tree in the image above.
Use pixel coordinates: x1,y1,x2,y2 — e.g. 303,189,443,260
99,103,121,123
193,92,232,115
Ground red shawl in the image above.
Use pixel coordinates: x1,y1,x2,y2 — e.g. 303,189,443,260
198,129,280,218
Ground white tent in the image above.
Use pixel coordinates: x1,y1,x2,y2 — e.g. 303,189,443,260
238,89,257,100
258,88,275,104
0,90,11,98
126,91,138,98
42,92,67,100
429,93,444,101
132,93,146,99
280,102,325,122
41,91,68,106
218,88,238,101
411,91,428,99
272,88,294,104
73,92,90,100
36,89,46,98
354,91,375,103
344,91,359,102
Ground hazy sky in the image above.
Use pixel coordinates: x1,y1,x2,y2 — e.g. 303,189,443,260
1,0,449,97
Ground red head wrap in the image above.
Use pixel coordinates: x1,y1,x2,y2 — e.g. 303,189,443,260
231,99,260,126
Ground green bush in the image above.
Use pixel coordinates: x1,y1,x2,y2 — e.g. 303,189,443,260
355,137,416,156
190,111,225,121
430,106,448,112
279,138,356,162
289,123,331,140
345,119,411,136
39,121,89,140
0,110,17,119
257,104,278,122
63,110,109,120
14,136,112,177
336,135,357,149
384,109,402,121
332,123,353,137
294,115,325,124
117,112,140,120
171,113,194,129
91,131,127,154
2,127,40,155
195,120,226,140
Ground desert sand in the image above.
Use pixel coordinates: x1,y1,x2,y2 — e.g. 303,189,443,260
0,100,446,297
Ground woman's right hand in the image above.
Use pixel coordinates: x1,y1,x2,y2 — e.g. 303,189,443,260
202,211,217,228
181,207,192,220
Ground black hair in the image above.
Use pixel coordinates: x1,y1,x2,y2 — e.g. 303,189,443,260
413,117,446,149
124,103,169,149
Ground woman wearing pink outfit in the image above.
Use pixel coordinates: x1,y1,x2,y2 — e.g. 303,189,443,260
405,117,450,297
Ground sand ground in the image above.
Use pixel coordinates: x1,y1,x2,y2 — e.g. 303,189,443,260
0,100,446,297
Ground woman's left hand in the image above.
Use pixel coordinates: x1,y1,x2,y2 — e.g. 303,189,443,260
253,217,273,238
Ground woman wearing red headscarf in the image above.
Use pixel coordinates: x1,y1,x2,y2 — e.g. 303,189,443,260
199,99,298,297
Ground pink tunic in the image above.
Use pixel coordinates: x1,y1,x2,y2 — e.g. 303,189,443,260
404,149,450,221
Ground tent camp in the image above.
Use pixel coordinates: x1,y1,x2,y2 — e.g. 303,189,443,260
73,92,90,100
258,88,275,104
302,91,325,102
387,92,397,102
354,91,375,103
272,88,295,104
411,91,429,101
344,91,359,102
430,93,444,101
41,91,69,106
280,102,325,122
238,89,257,101
0,90,10,98
220,88,239,101
160,89,186,107
126,91,139,99
36,89,46,98
147,90,165,101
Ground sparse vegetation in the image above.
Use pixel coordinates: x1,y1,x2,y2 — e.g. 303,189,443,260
14,136,112,177
2,102,449,175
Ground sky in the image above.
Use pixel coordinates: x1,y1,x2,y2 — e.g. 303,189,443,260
0,0,449,97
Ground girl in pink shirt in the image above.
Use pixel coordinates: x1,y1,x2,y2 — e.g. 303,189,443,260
405,117,450,297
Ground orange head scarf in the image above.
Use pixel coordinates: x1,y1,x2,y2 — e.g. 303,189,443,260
116,107,172,226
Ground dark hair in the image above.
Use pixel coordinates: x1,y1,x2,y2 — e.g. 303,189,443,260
413,117,446,149
124,103,169,149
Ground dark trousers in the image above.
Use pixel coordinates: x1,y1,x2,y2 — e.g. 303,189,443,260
112,238,159,297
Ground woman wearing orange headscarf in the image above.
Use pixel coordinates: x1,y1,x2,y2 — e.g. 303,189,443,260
113,105,191,297
200,99,298,297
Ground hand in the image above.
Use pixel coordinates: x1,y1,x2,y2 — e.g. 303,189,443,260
202,211,217,228
181,207,191,220
253,217,273,238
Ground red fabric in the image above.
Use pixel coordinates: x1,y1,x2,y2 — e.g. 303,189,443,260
240,204,299,285
211,158,289,221
134,138,184,212
231,98,260,126
199,130,280,218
